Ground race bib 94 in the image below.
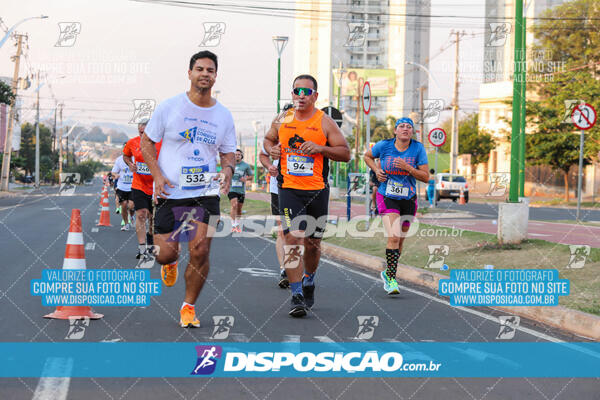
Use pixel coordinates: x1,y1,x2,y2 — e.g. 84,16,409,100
287,155,314,176
385,180,409,198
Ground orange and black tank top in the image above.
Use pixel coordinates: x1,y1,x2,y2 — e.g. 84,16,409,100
278,109,329,190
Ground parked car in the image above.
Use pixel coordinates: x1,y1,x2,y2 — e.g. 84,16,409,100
430,173,469,203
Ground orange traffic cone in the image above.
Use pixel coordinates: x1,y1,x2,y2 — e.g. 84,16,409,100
99,186,108,206
98,195,112,226
459,187,466,205
44,209,103,320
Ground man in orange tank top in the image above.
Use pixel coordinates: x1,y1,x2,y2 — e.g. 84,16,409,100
263,75,350,318
123,120,162,266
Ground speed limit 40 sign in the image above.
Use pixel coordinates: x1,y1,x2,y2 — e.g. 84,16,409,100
428,128,447,147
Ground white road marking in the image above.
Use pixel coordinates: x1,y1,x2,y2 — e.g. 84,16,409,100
313,336,334,342
32,357,72,400
91,228,98,233
229,333,250,342
282,335,301,342
529,233,551,237
85,242,96,251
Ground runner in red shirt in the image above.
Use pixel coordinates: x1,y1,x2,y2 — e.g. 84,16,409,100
123,121,162,266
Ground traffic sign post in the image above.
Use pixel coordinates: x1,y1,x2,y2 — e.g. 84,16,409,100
321,106,343,188
363,82,371,225
571,103,596,221
428,128,447,208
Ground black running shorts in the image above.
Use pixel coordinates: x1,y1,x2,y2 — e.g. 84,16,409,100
154,196,220,235
278,187,329,238
132,188,153,212
270,193,279,215
227,191,245,204
116,189,131,203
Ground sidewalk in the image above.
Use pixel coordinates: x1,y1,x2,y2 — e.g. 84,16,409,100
245,191,600,248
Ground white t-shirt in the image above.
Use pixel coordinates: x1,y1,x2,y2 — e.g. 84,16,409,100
111,155,133,192
261,144,279,195
145,93,237,199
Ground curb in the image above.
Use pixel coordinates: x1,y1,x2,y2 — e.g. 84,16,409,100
320,241,600,340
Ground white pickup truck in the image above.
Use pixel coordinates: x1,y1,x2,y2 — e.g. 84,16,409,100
431,173,469,203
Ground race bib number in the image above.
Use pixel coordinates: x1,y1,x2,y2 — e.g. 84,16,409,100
179,166,220,195
121,174,133,184
385,180,409,198
136,162,150,175
287,155,314,176
231,179,243,188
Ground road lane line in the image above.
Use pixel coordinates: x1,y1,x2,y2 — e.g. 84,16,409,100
32,357,72,400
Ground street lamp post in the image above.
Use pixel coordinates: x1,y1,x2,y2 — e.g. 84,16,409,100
0,15,48,49
252,121,262,187
334,63,345,187
272,36,289,113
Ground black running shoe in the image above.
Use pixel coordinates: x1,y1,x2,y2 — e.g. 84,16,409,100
278,269,289,289
289,294,307,318
302,283,315,308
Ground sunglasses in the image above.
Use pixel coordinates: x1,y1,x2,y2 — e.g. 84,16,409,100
292,87,315,96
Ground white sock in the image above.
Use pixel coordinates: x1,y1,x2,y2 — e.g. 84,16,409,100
138,244,146,253
181,302,194,310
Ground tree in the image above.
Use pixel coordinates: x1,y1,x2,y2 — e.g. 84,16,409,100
439,113,496,173
64,160,107,182
525,0,600,200
18,123,57,180
0,80,15,106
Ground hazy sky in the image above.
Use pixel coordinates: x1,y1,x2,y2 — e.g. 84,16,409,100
1,0,486,145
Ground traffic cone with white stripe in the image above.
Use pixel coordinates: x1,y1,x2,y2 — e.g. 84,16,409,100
459,187,466,205
99,186,108,206
98,194,111,226
44,209,103,319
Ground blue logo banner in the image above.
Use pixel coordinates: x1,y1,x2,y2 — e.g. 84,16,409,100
1,342,599,378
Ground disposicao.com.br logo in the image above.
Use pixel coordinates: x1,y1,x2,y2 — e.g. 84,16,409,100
190,345,441,376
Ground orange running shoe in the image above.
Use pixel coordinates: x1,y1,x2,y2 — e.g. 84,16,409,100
161,261,178,287
180,304,200,328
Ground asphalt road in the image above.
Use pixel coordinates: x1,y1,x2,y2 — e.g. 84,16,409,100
0,180,598,399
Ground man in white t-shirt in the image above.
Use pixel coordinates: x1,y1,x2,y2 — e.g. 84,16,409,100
140,50,236,328
111,155,135,231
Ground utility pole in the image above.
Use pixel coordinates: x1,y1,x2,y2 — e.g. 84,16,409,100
52,103,57,153
419,86,426,146
58,104,63,177
354,80,361,170
35,71,40,188
0,33,25,191
450,30,464,175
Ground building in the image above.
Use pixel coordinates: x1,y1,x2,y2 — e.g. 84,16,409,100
293,0,431,134
475,0,599,198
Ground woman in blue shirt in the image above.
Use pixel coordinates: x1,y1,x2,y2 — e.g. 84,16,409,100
427,169,436,207
364,117,430,294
